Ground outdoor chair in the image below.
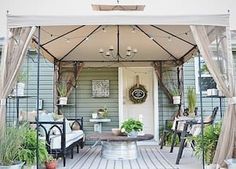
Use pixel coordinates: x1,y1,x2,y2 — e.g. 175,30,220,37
175,106,219,164
159,119,181,150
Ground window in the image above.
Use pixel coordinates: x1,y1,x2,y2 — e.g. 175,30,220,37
194,57,216,94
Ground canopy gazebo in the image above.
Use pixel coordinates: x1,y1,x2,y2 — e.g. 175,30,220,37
0,13,235,169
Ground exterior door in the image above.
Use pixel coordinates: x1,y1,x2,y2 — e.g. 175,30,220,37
122,67,154,135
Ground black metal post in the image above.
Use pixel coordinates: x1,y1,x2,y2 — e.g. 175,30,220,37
36,26,41,169
198,52,205,169
16,97,19,125
220,97,223,118
117,25,120,62
74,61,78,118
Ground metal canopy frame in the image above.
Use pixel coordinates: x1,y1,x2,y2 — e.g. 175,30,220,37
33,25,205,169
32,25,197,65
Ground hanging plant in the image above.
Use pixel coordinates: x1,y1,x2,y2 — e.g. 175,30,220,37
129,75,147,104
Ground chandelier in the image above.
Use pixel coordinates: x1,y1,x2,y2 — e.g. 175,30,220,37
99,25,138,61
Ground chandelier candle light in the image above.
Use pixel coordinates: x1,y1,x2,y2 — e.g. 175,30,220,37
99,25,138,61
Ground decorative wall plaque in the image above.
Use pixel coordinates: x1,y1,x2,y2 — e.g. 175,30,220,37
92,80,109,97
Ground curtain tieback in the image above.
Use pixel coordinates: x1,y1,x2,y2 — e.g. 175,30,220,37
229,97,236,105
0,99,6,106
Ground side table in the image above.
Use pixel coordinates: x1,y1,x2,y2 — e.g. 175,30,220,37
89,118,111,133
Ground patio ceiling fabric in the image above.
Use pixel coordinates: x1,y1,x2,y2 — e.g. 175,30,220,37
7,14,229,65
31,25,198,64
1,14,234,167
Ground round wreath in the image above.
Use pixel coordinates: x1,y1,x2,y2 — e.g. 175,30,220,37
129,84,148,104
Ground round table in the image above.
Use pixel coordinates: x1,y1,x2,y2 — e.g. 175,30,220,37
87,132,154,160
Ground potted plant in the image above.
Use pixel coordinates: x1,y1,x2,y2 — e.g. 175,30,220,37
121,118,143,138
187,87,197,116
45,155,57,169
18,125,48,168
57,82,68,105
0,126,26,169
12,70,27,96
191,122,221,169
97,107,108,118
163,70,180,104
171,86,181,105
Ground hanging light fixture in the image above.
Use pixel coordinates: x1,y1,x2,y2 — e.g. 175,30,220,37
99,25,138,61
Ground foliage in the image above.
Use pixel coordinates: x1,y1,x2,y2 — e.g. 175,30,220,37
121,118,143,133
0,126,26,166
0,124,49,167
187,87,197,114
170,86,180,96
17,70,27,83
201,63,210,74
57,81,68,97
190,122,222,165
159,121,180,146
162,69,180,96
18,125,48,166
97,107,108,118
45,155,55,163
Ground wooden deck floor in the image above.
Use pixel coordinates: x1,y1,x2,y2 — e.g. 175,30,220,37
57,146,179,169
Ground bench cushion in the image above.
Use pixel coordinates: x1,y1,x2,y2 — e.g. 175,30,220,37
49,130,84,149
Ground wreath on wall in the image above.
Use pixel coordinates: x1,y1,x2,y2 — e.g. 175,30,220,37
129,75,148,104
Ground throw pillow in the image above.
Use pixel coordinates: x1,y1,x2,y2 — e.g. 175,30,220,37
71,122,81,131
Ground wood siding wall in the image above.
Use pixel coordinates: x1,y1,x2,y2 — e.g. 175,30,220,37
6,54,54,125
6,52,236,135
61,67,119,135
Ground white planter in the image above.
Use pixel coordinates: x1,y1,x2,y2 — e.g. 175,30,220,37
127,131,138,138
23,165,36,169
92,113,98,119
0,162,24,169
12,83,25,96
59,97,68,105
173,96,181,105
207,89,218,96
205,164,216,169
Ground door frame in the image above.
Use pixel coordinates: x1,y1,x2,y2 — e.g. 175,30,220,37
118,67,159,142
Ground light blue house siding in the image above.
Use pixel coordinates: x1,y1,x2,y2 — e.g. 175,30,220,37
6,53,54,125
62,67,119,135
5,51,236,133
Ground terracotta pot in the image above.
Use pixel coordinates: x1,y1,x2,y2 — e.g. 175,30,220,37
45,160,57,169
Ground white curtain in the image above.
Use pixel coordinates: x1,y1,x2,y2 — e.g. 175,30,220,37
191,25,236,167
0,26,36,130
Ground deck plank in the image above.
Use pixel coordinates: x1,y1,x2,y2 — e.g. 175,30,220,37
114,160,123,169
58,146,179,169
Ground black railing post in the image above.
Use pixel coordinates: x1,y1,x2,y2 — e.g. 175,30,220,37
36,26,41,169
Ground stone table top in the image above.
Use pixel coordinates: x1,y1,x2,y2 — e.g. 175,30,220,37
87,132,154,142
